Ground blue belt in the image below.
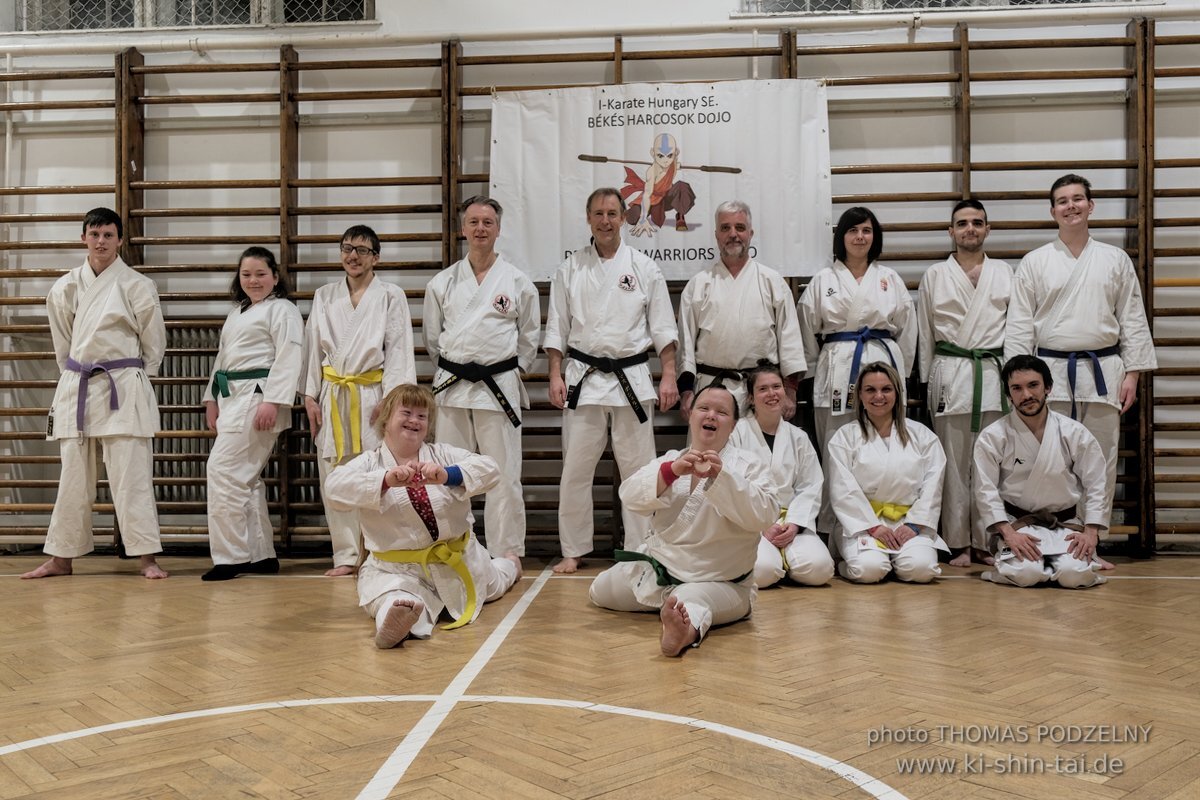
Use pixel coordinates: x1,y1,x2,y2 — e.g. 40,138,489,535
1036,345,1120,419
822,327,896,390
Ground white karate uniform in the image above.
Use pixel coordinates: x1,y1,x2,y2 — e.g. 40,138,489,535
916,255,1013,550
324,443,520,639
798,261,916,455
302,276,415,569
678,259,806,410
544,242,678,556
973,410,1108,589
826,419,947,584
729,417,832,587
1006,237,1157,517
423,255,540,558
44,258,165,558
589,444,779,642
205,297,304,565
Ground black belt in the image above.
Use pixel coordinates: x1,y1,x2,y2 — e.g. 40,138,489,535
1036,344,1121,420
613,549,753,586
696,362,758,391
566,348,651,423
432,355,521,428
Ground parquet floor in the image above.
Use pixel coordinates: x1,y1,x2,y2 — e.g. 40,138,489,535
2,555,1199,799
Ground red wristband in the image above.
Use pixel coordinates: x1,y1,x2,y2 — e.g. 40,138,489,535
660,460,680,486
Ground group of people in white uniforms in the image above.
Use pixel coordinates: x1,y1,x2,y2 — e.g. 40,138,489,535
21,170,1156,651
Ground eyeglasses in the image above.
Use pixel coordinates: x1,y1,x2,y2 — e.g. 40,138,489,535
340,244,377,257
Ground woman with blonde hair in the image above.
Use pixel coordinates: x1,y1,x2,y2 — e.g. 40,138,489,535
825,362,947,583
324,384,521,648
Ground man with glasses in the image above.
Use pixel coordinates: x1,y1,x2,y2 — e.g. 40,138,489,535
302,225,415,576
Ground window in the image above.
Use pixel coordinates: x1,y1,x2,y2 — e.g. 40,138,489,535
18,0,374,31
740,0,1149,13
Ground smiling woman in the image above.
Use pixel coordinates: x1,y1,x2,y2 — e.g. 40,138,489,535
324,384,523,648
589,383,781,657
826,362,949,585
202,247,304,582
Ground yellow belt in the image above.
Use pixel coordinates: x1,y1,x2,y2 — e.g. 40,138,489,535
870,500,912,522
774,508,792,571
372,531,476,630
322,366,384,461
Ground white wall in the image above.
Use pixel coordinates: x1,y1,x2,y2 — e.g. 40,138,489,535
0,3,1196,528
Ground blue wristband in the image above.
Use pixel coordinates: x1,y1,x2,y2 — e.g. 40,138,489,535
444,465,464,486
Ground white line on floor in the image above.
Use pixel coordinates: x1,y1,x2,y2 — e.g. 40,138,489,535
354,565,555,800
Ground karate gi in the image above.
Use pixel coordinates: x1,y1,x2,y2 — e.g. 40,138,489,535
677,259,806,410
423,255,539,558
324,443,520,638
589,444,779,641
799,260,916,534
44,257,166,558
973,410,1108,588
916,255,1013,550
302,276,415,569
729,417,832,587
205,297,303,565
544,242,678,556
826,419,947,584
1006,238,1157,517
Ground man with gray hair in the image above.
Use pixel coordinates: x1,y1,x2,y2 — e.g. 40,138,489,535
677,200,806,415
423,196,540,559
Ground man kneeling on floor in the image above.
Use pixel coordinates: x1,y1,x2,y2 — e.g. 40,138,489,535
589,384,779,656
325,384,522,647
973,355,1108,589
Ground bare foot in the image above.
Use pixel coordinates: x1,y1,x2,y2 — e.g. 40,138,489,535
1097,556,1116,571
973,548,995,566
948,550,971,568
553,556,582,574
659,596,699,657
325,565,357,577
20,556,73,579
504,554,523,580
139,556,169,579
375,598,424,649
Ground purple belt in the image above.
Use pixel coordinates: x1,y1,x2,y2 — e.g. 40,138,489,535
64,356,145,433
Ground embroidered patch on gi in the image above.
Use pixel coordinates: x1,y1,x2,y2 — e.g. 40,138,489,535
618,273,637,292
492,293,512,314
825,287,836,297
879,277,889,292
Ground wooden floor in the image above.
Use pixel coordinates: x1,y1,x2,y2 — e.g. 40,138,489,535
2,554,1199,799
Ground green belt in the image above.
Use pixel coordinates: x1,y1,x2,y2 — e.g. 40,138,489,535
211,368,272,399
933,341,1009,432
614,549,752,586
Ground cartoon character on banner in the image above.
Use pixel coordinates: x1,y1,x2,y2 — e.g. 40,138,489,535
578,132,741,238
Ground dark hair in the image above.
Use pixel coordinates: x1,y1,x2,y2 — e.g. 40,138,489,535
461,195,503,225
82,207,122,239
693,383,737,419
586,187,626,215
853,361,909,447
951,198,987,223
341,224,380,255
1001,355,1054,394
230,246,289,308
832,206,883,265
1049,173,1092,205
744,360,783,415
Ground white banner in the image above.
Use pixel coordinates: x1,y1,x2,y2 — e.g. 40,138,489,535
489,79,831,282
